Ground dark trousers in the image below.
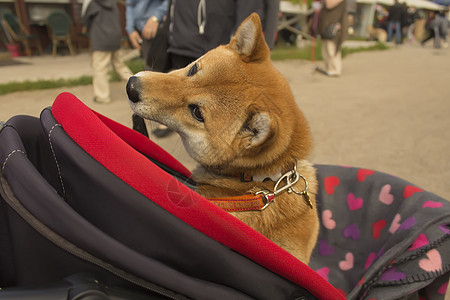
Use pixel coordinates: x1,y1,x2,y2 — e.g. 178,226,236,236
168,53,197,70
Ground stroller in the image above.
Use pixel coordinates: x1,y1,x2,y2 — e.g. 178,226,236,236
0,92,449,299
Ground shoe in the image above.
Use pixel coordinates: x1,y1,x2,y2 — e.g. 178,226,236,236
314,66,328,75
152,126,173,138
93,97,111,104
315,67,339,77
326,72,340,77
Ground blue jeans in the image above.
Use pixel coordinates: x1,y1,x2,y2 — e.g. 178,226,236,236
387,21,402,44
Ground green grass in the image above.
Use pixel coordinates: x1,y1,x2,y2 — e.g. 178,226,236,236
0,57,145,96
0,42,388,96
270,40,389,61
341,41,389,58
271,39,324,61
0,76,93,96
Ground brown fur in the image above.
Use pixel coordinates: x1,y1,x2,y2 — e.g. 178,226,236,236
127,13,319,264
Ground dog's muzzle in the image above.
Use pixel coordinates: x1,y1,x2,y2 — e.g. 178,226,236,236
126,76,141,103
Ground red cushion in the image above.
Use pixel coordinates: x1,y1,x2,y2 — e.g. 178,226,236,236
52,92,343,300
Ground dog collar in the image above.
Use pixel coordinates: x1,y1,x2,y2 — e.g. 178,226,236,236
208,163,313,212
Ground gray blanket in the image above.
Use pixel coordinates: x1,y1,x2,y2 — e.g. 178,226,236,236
311,165,450,299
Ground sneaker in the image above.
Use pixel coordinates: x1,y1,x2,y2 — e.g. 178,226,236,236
93,97,111,104
152,126,173,138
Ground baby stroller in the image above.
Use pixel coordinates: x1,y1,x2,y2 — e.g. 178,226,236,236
0,93,449,299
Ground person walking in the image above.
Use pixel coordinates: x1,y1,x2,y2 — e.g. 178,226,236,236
315,0,348,77
82,0,133,104
387,0,405,44
125,0,169,71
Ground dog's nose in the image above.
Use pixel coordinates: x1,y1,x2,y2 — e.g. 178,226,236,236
126,76,141,103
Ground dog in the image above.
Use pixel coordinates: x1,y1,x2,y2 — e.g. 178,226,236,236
126,13,319,264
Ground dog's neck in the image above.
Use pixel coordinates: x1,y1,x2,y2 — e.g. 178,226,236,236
208,161,297,183
237,162,296,183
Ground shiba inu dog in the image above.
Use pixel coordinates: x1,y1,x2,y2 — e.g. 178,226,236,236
126,13,319,264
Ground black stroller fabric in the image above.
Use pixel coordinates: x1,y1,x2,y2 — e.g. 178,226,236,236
1,92,449,299
0,93,335,299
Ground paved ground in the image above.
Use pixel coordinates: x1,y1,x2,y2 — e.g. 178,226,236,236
1,42,449,202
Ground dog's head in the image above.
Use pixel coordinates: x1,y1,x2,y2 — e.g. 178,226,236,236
127,13,312,174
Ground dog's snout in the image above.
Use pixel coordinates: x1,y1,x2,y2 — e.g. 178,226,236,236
126,76,142,103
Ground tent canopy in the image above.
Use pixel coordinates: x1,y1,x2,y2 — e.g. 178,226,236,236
357,0,445,10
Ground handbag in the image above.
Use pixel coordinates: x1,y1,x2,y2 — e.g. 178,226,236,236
322,22,341,39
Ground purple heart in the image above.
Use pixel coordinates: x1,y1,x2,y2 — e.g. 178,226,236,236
439,224,450,234
380,267,406,281
343,223,360,240
377,246,386,258
399,216,416,230
319,239,334,256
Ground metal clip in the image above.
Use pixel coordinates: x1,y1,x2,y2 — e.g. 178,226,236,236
255,163,314,210
273,168,300,197
255,189,274,211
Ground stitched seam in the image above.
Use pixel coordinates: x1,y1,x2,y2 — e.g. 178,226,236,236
1,149,27,173
48,124,66,199
359,233,450,298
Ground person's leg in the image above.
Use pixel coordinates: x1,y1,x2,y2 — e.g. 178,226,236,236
111,50,133,80
169,53,197,70
421,29,434,45
92,51,112,103
433,24,441,48
141,38,153,71
387,21,393,42
321,39,331,72
325,40,341,76
395,21,402,44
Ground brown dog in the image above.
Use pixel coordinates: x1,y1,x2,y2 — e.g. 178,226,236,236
126,13,319,264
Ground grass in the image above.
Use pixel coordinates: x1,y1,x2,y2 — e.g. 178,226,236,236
0,41,388,96
0,57,145,96
270,40,389,61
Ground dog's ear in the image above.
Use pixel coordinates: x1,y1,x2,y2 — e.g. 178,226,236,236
241,107,277,151
229,13,270,62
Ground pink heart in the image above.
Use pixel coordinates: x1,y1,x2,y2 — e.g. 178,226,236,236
438,282,448,295
379,184,394,205
409,233,428,251
347,193,363,211
365,252,376,269
315,267,330,281
339,252,354,271
322,209,336,230
389,213,401,233
422,201,443,208
419,249,442,272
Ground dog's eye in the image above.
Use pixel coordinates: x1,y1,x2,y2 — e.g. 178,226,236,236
187,63,198,77
189,104,204,122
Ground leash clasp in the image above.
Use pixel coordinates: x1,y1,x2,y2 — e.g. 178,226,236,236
258,164,313,210
255,189,274,211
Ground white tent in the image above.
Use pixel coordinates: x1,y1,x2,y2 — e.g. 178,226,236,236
356,0,445,10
